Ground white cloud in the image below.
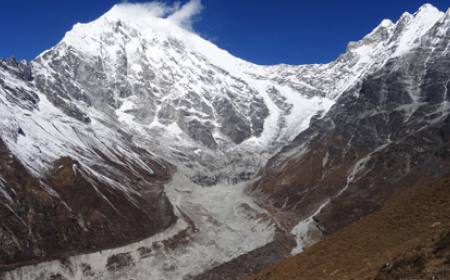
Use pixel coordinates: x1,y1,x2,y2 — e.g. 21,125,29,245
115,2,176,18
167,0,203,30
115,0,203,30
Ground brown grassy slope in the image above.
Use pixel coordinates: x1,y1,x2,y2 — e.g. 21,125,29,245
247,177,450,280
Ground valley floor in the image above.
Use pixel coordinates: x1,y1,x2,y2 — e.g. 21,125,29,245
1,173,278,280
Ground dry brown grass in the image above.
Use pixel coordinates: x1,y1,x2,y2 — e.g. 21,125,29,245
247,177,450,280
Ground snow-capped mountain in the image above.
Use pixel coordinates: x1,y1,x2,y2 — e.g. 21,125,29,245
250,3,450,255
1,2,449,280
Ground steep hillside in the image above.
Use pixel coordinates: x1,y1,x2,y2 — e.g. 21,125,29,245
248,177,450,280
250,4,450,254
0,59,176,269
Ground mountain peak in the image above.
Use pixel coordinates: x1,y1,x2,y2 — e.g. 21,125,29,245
57,2,202,60
414,3,443,20
416,3,440,15
391,3,444,56
380,19,394,28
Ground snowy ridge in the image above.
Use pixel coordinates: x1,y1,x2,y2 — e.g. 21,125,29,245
282,4,450,257
393,4,444,56
11,2,447,182
28,2,341,184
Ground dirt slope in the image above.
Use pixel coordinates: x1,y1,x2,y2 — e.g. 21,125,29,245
247,177,450,280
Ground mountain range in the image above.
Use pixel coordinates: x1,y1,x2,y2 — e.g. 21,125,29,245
0,2,449,279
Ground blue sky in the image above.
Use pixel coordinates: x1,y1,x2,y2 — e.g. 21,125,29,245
0,0,449,65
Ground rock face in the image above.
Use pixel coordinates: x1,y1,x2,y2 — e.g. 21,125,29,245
22,4,344,186
0,140,175,269
250,4,450,251
1,2,450,279
0,59,176,269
